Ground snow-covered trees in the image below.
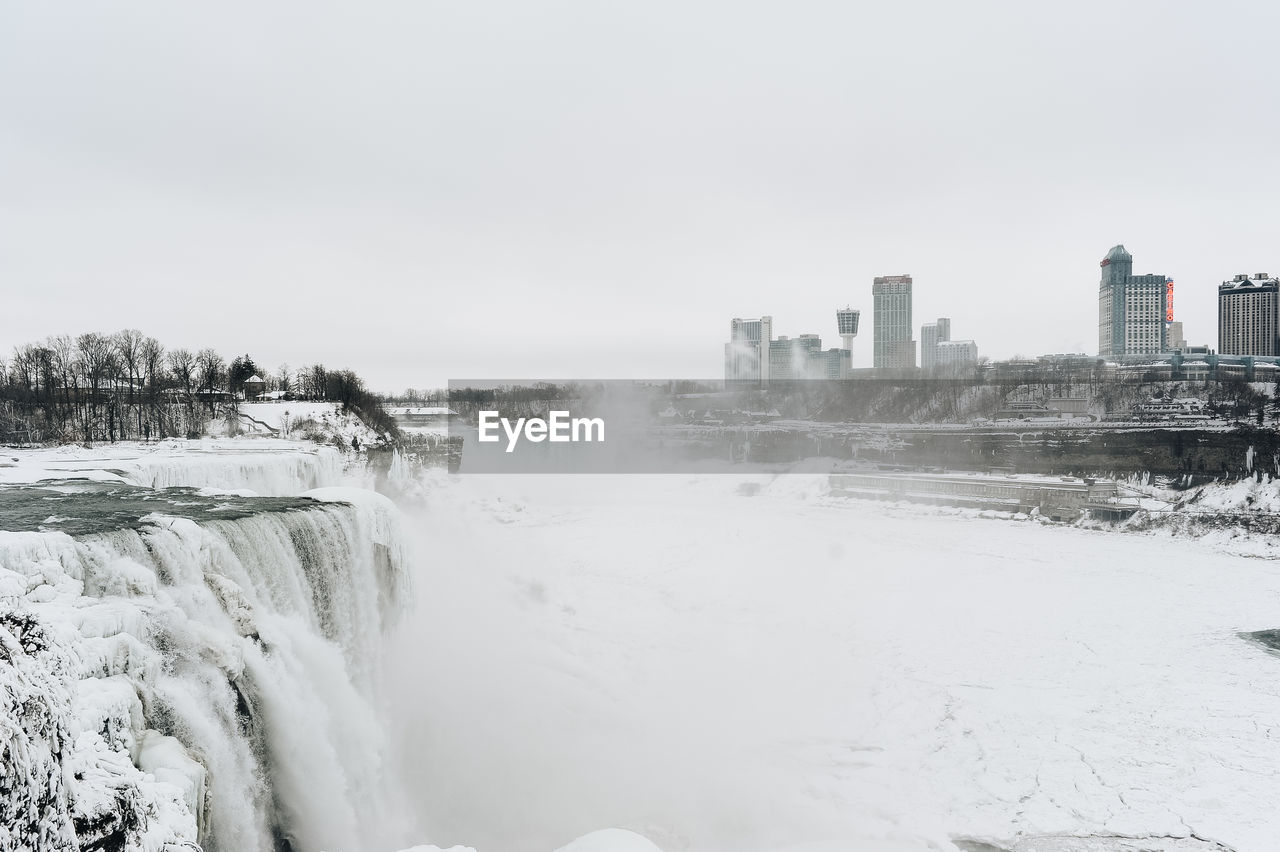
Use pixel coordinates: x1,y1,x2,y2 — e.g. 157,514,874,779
0,330,395,444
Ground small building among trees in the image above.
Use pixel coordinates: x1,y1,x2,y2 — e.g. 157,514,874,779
242,375,266,400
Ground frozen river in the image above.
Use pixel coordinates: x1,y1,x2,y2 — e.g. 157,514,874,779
386,474,1280,852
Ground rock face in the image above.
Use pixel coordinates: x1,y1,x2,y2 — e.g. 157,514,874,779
0,475,410,852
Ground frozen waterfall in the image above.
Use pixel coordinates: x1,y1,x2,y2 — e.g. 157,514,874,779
0,455,410,852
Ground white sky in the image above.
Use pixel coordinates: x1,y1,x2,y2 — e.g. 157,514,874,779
3,1,1279,392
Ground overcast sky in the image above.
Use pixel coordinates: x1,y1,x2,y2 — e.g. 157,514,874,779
3,1,1279,392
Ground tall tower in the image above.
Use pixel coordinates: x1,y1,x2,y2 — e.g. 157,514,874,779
1098,244,1167,358
836,307,860,352
1098,244,1132,358
872,275,914,369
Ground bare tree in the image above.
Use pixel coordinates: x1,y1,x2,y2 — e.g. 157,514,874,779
167,348,195,397
167,348,197,436
141,336,165,391
76,333,118,441
310,364,327,401
77,333,117,393
114,329,146,437
9,344,39,394
141,336,165,438
47,335,79,436
294,364,309,398
195,348,226,414
114,329,144,395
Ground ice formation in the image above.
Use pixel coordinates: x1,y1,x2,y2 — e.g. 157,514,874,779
0,448,408,851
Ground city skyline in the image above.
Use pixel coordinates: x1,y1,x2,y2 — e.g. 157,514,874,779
6,3,1280,391
726,241,1280,377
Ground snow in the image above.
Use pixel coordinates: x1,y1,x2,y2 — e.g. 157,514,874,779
13,439,1280,851
135,730,208,832
0,438,344,495
1175,474,1280,514
237,401,383,446
385,473,1280,852
554,829,664,852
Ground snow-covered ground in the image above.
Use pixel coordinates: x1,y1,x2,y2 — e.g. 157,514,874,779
1173,474,1280,515
386,473,1280,852
9,442,1280,852
237,401,380,444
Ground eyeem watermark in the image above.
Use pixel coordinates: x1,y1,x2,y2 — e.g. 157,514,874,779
477,410,605,453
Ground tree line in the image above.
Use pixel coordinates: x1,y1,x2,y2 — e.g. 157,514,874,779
0,329,397,445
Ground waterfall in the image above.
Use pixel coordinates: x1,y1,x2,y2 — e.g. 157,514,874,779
0,483,411,852
387,449,411,491
122,446,346,496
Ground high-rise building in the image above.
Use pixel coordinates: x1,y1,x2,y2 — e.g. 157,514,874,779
816,347,852,379
920,317,952,370
1097,245,1168,357
768,334,823,379
765,334,850,380
725,316,773,382
1219,273,1280,356
1167,321,1186,352
873,275,915,368
936,339,978,368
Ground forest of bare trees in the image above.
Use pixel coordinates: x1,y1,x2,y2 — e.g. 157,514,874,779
0,329,396,445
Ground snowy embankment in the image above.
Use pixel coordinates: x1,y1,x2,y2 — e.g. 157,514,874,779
234,401,385,448
1105,474,1280,559
1171,474,1280,515
0,438,345,496
0,444,410,851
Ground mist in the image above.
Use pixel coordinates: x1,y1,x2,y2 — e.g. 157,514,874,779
381,474,921,851
372,471,1280,851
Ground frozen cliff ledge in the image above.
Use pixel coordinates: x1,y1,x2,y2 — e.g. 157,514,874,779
0,481,410,852
0,438,344,496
